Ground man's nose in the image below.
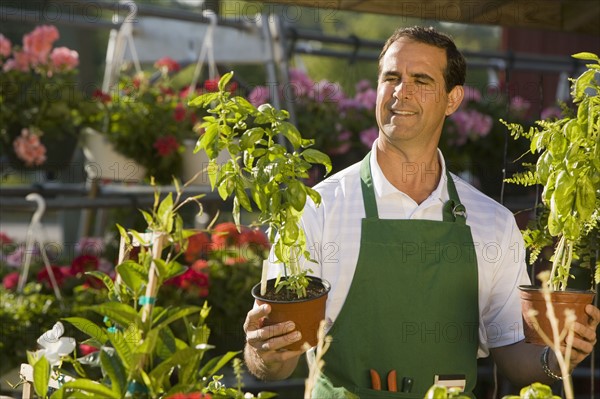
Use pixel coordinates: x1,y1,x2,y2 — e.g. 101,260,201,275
394,82,416,99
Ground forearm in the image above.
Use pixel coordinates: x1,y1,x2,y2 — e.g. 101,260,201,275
243,343,300,380
491,341,561,387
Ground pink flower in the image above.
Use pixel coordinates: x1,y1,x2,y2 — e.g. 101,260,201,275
23,25,59,65
354,88,377,109
311,80,345,103
13,128,47,166
355,79,372,93
2,272,20,290
5,245,35,268
288,69,314,98
0,34,11,58
248,86,270,106
153,135,180,157
541,106,562,120
509,96,531,114
3,51,33,72
359,126,379,149
154,56,180,73
78,344,99,356
49,47,79,71
450,109,493,143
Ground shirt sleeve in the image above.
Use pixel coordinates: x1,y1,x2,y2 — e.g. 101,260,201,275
478,212,531,356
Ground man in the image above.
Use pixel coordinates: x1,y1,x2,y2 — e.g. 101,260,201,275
243,26,599,397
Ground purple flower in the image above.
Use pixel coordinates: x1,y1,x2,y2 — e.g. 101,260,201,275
288,69,315,98
354,88,377,109
355,79,373,92
509,96,531,114
329,130,352,155
310,80,345,103
359,127,379,149
248,86,270,107
450,109,493,145
541,106,562,120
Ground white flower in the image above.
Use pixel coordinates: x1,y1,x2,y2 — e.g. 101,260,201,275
36,322,76,366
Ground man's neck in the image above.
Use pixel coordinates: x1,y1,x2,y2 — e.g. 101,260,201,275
376,145,442,204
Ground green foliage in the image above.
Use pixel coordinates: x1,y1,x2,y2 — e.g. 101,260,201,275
505,52,600,290
26,183,271,398
189,72,332,298
502,382,560,399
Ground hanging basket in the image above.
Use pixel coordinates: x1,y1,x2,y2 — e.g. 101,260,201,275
82,128,146,183
181,139,230,186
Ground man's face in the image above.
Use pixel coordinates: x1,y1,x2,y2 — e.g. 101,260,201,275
376,38,463,150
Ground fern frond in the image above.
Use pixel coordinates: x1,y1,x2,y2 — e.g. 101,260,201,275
504,170,538,186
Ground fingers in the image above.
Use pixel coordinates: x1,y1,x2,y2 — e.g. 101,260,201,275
244,304,305,356
585,304,600,329
243,304,271,333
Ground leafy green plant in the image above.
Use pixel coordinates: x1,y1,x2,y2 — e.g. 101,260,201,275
504,52,600,291
24,181,273,398
189,72,332,299
501,382,560,399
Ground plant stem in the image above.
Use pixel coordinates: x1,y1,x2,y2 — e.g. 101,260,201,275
550,235,566,291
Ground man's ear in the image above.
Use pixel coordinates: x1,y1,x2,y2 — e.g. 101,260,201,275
445,85,464,116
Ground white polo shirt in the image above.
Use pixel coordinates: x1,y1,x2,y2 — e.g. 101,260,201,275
269,143,531,358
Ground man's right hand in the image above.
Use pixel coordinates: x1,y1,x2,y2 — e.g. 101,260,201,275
243,303,305,380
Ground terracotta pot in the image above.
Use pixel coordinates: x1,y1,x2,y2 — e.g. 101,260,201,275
519,285,595,346
252,277,330,351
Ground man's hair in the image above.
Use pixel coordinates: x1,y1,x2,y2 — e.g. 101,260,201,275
378,26,466,92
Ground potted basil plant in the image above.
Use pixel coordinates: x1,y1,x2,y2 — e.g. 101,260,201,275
504,52,600,345
189,72,333,349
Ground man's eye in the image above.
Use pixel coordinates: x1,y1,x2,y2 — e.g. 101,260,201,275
415,80,426,85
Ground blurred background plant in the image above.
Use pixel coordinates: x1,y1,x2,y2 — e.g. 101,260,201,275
0,233,110,375
0,25,96,170
165,221,270,354
248,68,377,178
89,57,239,184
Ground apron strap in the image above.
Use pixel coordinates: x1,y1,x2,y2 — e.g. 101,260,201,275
359,152,379,219
360,151,467,224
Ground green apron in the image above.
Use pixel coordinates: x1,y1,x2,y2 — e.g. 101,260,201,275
313,153,479,398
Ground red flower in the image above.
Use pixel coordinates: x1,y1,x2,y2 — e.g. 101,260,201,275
2,272,20,290
166,268,209,297
185,232,211,263
79,344,99,356
0,232,13,245
211,222,241,248
191,259,209,272
173,103,187,122
92,89,111,104
154,56,180,73
70,254,99,276
203,78,219,92
37,266,67,288
153,135,179,157
239,228,270,250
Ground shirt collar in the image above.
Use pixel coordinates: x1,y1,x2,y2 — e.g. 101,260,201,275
369,140,449,203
